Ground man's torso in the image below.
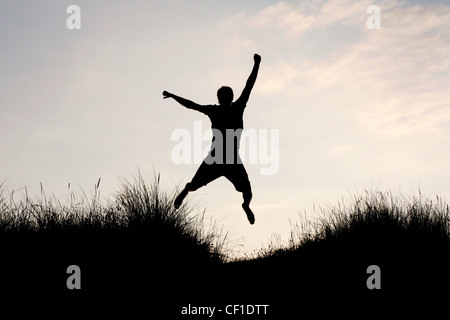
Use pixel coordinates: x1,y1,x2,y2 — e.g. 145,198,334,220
203,102,245,164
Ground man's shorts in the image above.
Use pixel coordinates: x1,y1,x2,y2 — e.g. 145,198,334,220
189,161,251,193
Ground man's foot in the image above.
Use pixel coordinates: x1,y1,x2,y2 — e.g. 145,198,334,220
242,203,255,225
174,188,188,209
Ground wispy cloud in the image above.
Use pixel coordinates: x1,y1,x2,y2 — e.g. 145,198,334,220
228,1,450,141
248,2,316,37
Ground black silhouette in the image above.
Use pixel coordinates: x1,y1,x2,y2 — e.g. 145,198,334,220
163,54,261,224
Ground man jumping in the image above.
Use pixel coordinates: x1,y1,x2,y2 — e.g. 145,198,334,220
163,53,261,224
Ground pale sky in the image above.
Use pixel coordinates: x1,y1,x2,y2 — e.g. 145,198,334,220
1,0,450,256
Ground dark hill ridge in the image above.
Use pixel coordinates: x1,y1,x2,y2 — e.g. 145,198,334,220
0,178,448,317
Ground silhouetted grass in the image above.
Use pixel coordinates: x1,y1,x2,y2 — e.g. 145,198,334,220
0,175,229,261
249,191,449,261
0,174,232,307
227,191,449,311
1,178,448,315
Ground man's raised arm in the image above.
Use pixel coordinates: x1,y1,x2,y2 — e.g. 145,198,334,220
162,91,206,113
236,54,261,105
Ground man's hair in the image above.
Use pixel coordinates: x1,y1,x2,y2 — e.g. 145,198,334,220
217,86,234,105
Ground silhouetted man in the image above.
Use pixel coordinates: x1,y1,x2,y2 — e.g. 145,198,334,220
163,54,261,224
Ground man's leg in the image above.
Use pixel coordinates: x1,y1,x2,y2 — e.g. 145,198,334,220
174,182,192,209
174,162,221,209
241,189,255,225
225,164,255,224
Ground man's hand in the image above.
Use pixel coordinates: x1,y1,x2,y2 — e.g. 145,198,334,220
162,91,173,99
162,92,205,112
253,54,261,64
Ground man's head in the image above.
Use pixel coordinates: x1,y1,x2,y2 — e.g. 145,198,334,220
217,86,234,106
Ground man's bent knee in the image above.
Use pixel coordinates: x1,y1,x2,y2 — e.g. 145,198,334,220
186,182,199,192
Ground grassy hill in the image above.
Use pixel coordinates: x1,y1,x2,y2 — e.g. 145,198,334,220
0,176,448,316
228,192,449,312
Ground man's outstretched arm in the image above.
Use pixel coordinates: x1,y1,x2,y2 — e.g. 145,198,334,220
236,54,261,105
163,91,206,113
